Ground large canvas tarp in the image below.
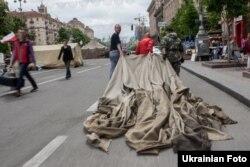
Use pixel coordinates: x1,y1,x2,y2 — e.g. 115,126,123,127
83,54,237,154
33,43,84,69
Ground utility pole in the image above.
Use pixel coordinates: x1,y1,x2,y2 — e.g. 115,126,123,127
14,0,27,23
133,13,147,40
195,1,210,61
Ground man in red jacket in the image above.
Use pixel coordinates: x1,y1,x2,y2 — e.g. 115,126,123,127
136,33,154,56
9,28,38,97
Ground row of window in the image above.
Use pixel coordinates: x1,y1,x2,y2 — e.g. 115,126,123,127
26,18,59,28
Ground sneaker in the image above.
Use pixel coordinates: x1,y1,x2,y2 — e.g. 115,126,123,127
30,87,38,93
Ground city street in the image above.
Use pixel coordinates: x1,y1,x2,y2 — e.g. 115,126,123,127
0,58,249,167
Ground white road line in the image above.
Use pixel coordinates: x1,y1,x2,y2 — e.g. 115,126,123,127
104,63,110,66
0,66,102,97
32,69,61,76
37,76,65,86
23,136,67,167
86,101,98,113
77,66,101,74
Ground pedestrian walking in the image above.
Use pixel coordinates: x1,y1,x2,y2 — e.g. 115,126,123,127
243,32,250,72
160,27,184,76
109,24,124,79
58,40,73,80
9,28,38,97
135,33,154,56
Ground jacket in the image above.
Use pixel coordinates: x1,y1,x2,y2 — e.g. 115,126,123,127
58,45,73,62
12,40,36,64
136,37,154,55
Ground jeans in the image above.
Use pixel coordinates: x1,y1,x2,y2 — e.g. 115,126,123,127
16,63,37,90
109,50,119,79
64,60,71,78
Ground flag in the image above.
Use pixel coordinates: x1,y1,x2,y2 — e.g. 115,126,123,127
0,32,17,43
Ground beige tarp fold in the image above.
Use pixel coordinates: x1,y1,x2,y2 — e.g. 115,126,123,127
33,43,84,69
83,54,236,154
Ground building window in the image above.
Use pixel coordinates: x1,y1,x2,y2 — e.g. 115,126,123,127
37,18,39,21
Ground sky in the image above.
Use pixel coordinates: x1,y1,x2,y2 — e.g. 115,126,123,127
7,0,151,41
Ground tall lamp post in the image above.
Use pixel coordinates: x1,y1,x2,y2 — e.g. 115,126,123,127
14,0,26,23
195,1,211,61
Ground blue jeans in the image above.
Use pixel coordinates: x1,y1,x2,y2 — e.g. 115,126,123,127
109,50,119,79
17,63,37,90
64,60,71,78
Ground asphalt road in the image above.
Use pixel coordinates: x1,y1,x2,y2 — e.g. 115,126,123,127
0,58,249,167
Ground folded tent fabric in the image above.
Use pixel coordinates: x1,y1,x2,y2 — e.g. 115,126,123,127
83,54,237,154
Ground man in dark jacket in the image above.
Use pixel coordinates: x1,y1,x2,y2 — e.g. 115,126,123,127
58,40,73,80
9,28,38,97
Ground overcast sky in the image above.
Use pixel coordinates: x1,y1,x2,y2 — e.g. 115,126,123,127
7,0,151,41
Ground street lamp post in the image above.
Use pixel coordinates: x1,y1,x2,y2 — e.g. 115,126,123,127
14,0,26,23
195,1,211,61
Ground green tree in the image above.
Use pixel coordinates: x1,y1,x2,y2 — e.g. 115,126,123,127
205,11,221,31
171,0,199,39
202,0,250,61
0,1,24,53
128,42,137,51
70,28,90,46
57,27,90,46
57,27,70,43
27,30,36,41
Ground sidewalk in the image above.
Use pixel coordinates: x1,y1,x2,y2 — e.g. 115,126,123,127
181,60,250,108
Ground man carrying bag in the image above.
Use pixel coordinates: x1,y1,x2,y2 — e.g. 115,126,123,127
9,28,38,97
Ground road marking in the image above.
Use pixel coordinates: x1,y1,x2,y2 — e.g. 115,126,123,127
0,76,64,97
37,76,65,86
0,66,102,97
32,69,61,76
104,63,110,66
23,136,67,167
77,66,101,74
86,101,98,113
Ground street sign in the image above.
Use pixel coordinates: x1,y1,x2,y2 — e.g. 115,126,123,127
158,22,166,27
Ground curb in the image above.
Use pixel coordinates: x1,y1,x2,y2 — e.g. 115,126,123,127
181,66,250,108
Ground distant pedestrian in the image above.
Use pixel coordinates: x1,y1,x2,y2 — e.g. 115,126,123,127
9,28,38,97
243,32,250,72
160,27,184,76
58,40,73,80
109,24,124,79
135,33,154,56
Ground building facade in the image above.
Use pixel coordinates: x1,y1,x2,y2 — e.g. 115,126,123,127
148,0,200,37
10,2,95,45
10,2,65,45
67,18,94,39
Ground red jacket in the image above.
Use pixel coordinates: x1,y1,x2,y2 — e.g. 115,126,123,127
12,40,36,64
243,39,250,54
136,37,154,55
